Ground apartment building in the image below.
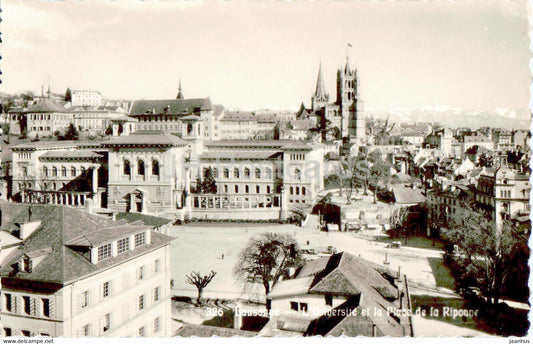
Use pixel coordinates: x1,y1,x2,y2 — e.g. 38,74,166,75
0,204,174,337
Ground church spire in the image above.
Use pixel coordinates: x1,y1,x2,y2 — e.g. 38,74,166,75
314,62,326,97
176,78,184,99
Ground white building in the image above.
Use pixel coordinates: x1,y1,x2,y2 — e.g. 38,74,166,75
0,203,174,337
71,91,104,108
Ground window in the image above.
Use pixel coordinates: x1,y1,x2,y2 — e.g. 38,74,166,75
290,187,294,195
98,243,112,261
71,167,77,177
245,185,249,193
224,185,228,193
153,317,160,333
325,295,333,306
138,266,145,280
61,166,67,177
81,291,88,308
138,326,145,337
244,168,250,178
103,313,110,332
4,293,12,312
267,186,271,194
43,166,48,177
22,330,31,337
300,303,308,312
23,257,32,272
52,167,58,177
256,185,260,193
255,168,261,179
290,302,298,311
138,160,145,176
294,168,301,180
103,281,110,298
83,324,90,336
296,187,300,195
123,160,131,175
233,168,240,178
153,286,160,302
117,237,130,254
223,168,229,178
4,328,11,337
23,296,31,315
154,259,160,273
235,185,239,193
81,167,86,175
152,160,159,176
135,232,146,247
42,298,50,317
138,295,144,311
302,187,306,196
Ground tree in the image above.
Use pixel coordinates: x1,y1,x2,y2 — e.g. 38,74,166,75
443,208,524,304
65,88,72,102
368,157,392,204
199,167,217,194
477,152,494,168
234,233,302,308
185,270,217,305
104,124,113,136
2,122,10,144
63,123,79,140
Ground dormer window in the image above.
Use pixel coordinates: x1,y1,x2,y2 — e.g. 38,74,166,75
117,237,130,254
135,232,146,248
22,256,32,272
98,243,112,261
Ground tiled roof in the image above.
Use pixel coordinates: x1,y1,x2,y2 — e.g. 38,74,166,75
0,204,175,285
220,111,256,122
12,140,80,150
39,150,102,161
102,132,187,147
391,185,426,205
66,224,150,247
129,98,212,116
268,276,315,298
200,151,281,160
115,212,173,227
25,99,67,113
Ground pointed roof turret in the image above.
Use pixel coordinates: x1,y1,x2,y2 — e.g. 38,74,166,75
344,55,351,74
314,62,326,97
176,78,184,99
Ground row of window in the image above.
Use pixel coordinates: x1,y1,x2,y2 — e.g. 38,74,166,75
97,232,147,262
3,293,51,318
289,153,306,161
220,184,273,194
79,313,160,337
123,160,159,176
43,165,88,178
289,186,306,196
204,167,273,180
30,126,52,132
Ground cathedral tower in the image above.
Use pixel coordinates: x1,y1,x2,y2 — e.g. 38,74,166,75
311,62,329,111
337,55,364,140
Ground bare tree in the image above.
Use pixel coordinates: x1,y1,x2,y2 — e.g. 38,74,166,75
234,233,302,309
185,270,217,305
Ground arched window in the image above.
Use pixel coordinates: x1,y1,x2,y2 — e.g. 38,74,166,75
294,168,301,180
213,168,218,178
290,187,294,195
302,187,306,195
71,167,77,177
266,168,272,179
81,167,86,175
255,168,261,179
187,123,193,135
52,167,57,177
267,185,271,193
223,168,229,178
152,160,159,176
61,167,67,177
43,166,48,177
138,160,145,176
296,187,300,195
123,160,131,175
233,168,240,179
244,168,250,178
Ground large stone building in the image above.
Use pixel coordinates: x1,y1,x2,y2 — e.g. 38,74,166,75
300,57,366,143
0,204,174,337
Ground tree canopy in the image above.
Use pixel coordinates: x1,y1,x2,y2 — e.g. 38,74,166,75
234,233,302,307
185,270,217,305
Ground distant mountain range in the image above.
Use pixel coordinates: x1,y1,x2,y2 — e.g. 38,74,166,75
366,106,531,130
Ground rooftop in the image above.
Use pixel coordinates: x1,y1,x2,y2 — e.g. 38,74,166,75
129,98,213,116
103,131,187,147
25,99,67,113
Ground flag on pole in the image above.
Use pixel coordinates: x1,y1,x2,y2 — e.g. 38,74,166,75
347,43,353,47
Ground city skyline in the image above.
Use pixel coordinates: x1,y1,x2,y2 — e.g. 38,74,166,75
2,1,530,118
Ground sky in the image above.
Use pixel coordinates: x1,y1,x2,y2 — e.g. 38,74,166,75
2,0,531,116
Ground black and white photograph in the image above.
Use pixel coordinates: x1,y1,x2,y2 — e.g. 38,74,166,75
0,0,530,340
